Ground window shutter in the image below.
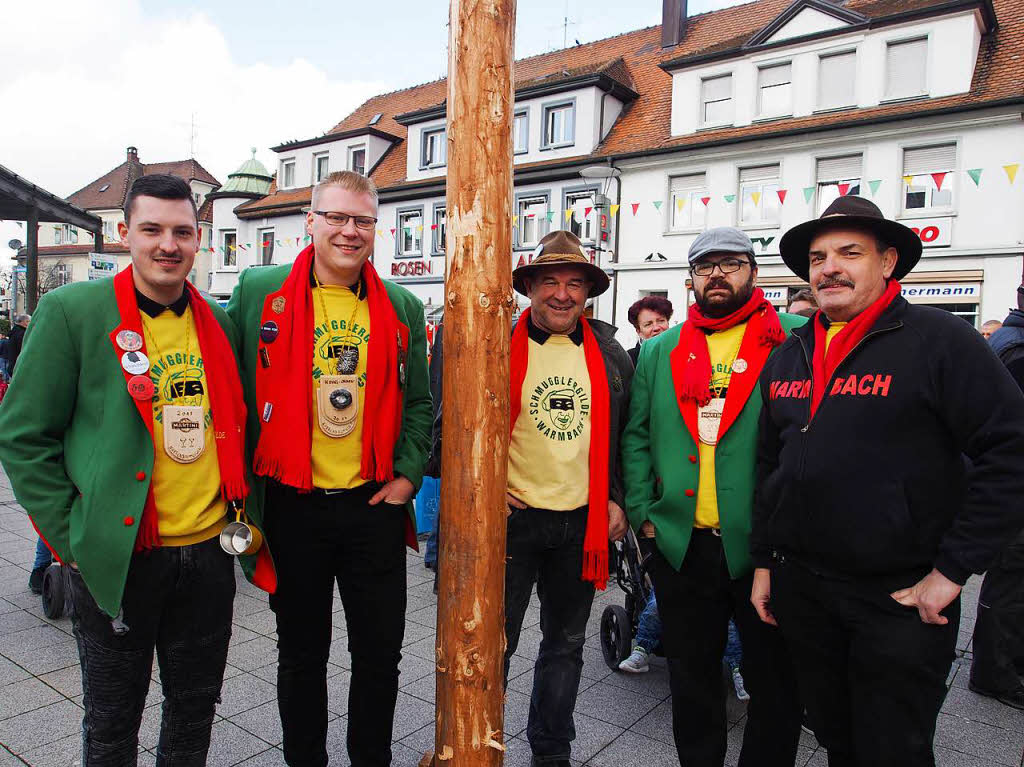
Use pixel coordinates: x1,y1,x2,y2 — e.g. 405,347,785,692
903,144,956,176
702,75,731,102
818,51,856,108
740,165,779,183
758,63,791,88
816,155,862,182
670,173,707,192
885,39,927,99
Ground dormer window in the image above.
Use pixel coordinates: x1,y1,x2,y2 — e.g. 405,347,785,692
514,109,529,154
313,153,330,183
281,159,296,188
421,128,447,169
885,38,928,101
541,101,575,149
348,145,366,176
700,75,733,127
757,63,792,119
818,51,857,111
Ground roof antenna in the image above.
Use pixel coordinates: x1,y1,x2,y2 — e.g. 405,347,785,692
189,112,197,158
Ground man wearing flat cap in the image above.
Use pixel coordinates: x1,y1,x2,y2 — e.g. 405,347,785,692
622,227,804,767
505,230,632,766
752,196,1024,765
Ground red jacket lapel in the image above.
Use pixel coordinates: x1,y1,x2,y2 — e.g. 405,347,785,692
669,340,701,446
717,324,773,440
109,268,155,439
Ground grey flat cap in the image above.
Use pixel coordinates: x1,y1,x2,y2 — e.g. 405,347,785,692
687,227,755,265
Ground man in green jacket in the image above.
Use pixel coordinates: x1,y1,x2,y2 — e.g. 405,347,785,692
0,174,260,765
226,170,431,767
622,227,803,767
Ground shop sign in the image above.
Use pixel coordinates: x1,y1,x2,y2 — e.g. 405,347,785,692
906,217,952,248
391,260,433,277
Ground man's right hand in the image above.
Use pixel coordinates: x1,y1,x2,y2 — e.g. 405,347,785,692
506,493,527,514
751,567,777,626
639,520,656,538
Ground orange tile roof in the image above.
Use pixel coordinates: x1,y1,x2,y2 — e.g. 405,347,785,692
67,152,221,212
240,0,1018,215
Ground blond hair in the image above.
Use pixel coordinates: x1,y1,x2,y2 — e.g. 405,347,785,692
311,170,378,209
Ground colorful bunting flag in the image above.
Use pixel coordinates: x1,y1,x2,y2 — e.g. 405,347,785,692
802,187,814,203
751,192,761,207
675,198,685,211
931,172,947,191
724,194,736,204
631,203,640,216
776,189,787,205
430,224,437,230
868,179,882,196
610,204,620,217
513,215,519,226
902,175,914,188
389,228,396,237
584,207,593,218
700,196,710,207
652,200,663,211
546,211,555,222
1004,164,1019,184
967,168,983,186
837,183,850,197
565,209,574,223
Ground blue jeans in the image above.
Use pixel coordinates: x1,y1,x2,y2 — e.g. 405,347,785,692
503,506,595,763
636,593,662,653
724,619,743,671
33,536,52,570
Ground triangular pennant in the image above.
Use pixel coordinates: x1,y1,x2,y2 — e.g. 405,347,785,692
546,211,555,222
902,175,914,187
584,206,593,218
652,200,663,211
868,179,882,196
751,192,761,207
276,240,282,246
776,189,787,205
513,215,519,226
610,204,620,217
565,209,574,222
389,228,396,237
676,198,685,211
416,225,423,232
1004,163,1020,184
701,196,710,207
931,172,947,191
837,183,850,197
631,203,640,216
430,224,437,230
967,168,983,186
724,194,736,204
304,235,311,243
802,187,814,203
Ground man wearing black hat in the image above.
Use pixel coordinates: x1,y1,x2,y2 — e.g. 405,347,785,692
751,196,1024,765
505,230,632,766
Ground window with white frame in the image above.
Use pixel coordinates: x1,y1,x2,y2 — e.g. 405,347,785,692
669,173,708,231
757,63,792,119
421,129,447,168
51,263,71,288
221,230,237,268
348,145,366,175
103,220,116,242
816,155,863,214
432,206,447,254
54,225,79,246
565,190,597,243
517,195,549,247
193,192,201,206
313,153,330,183
397,209,423,255
542,102,575,148
739,166,781,227
258,229,275,266
903,144,955,212
817,51,857,111
281,159,296,188
885,38,928,101
514,109,529,154
701,74,733,127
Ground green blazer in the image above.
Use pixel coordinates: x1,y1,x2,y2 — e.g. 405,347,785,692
225,263,433,572
622,313,805,578
0,278,243,616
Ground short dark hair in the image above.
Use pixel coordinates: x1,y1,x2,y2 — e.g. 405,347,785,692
124,174,198,224
628,295,674,329
788,288,817,309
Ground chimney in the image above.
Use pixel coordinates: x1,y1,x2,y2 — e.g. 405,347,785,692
662,0,688,48
127,146,138,163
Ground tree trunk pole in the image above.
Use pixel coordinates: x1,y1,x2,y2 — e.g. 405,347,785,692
432,0,516,765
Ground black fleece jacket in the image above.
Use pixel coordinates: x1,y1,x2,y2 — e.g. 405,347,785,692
752,296,1024,585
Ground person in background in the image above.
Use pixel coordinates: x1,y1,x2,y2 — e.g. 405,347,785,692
981,319,1003,340
0,332,9,381
626,296,673,366
786,289,817,318
5,314,30,376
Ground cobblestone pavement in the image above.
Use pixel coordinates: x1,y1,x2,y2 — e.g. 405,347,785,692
0,468,1021,766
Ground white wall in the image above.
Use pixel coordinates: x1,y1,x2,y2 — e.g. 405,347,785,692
275,133,387,191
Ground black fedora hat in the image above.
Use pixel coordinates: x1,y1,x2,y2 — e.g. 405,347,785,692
779,195,922,282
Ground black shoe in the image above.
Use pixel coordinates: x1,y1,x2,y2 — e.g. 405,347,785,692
29,565,47,595
969,681,1024,710
530,759,570,767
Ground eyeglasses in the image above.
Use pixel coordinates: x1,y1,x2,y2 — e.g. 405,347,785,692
312,211,378,230
692,258,750,277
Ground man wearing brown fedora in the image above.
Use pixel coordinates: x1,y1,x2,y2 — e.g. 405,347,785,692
505,230,632,766
751,195,1024,766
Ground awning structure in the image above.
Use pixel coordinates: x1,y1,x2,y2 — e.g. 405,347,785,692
0,164,103,312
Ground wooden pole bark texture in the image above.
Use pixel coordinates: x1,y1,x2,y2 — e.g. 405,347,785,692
433,0,516,764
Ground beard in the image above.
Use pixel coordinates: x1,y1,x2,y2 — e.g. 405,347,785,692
696,273,756,318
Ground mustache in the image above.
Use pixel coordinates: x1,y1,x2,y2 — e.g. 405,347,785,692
817,277,855,290
705,280,733,292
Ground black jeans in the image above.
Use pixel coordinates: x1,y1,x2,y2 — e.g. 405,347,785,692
503,506,596,763
265,481,407,767
771,557,959,767
70,536,235,767
970,536,1024,694
643,530,801,767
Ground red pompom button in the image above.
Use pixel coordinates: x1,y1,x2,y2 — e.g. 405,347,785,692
689,455,697,463
685,489,696,497
135,471,146,481
124,516,135,526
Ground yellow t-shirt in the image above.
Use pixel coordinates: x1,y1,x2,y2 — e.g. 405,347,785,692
311,283,371,490
508,335,592,510
824,322,847,354
141,307,225,546
695,322,747,529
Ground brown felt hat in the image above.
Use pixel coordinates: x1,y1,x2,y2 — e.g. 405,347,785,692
512,230,610,297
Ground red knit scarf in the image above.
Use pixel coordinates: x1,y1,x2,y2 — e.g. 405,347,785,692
811,279,901,416
112,267,249,551
252,245,407,490
672,287,785,407
510,309,611,589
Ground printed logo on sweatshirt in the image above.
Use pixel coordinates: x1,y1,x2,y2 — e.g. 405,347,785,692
769,374,893,401
312,320,369,387
149,354,211,428
527,376,590,440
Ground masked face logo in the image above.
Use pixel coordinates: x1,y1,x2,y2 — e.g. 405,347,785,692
318,332,362,363
542,390,577,431
164,366,205,406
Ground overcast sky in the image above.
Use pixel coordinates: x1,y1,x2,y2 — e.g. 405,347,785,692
0,0,746,259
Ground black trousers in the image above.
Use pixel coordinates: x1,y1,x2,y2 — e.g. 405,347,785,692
644,530,802,767
70,537,235,767
771,557,959,767
970,536,1024,694
265,481,408,767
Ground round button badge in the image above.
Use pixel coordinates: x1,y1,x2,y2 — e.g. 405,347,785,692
732,358,748,374
260,321,279,344
127,375,154,401
116,330,143,352
121,351,150,376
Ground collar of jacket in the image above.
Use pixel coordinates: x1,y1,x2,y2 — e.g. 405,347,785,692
136,289,188,318
527,315,584,346
791,295,908,349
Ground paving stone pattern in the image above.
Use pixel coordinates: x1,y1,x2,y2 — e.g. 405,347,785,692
0,467,1020,766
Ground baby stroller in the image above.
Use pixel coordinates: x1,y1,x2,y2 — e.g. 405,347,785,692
599,529,655,670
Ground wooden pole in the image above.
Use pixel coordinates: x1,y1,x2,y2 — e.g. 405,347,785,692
432,0,516,765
